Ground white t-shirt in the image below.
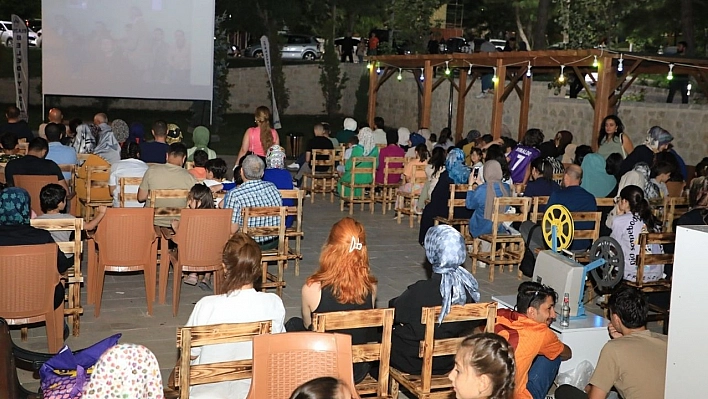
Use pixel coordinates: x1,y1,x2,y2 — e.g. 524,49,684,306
185,289,286,399
108,158,149,208
611,213,664,283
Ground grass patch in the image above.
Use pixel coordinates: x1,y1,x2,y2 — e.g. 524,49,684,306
0,46,42,79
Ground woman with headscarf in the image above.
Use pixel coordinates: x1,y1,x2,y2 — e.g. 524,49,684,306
92,123,121,164
110,119,130,146
390,225,480,375
72,123,97,154
338,127,379,198
375,130,405,185
580,153,616,197
128,122,145,145
0,188,71,311
82,344,164,399
617,126,673,177
187,126,217,162
465,160,511,238
418,148,473,244
263,145,295,227
335,117,358,144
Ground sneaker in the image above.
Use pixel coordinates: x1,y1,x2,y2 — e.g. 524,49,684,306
305,193,311,198
287,163,300,171
475,92,487,99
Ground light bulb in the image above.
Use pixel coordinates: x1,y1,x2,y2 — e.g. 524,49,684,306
593,55,598,68
397,68,402,81
526,61,532,78
492,67,498,83
376,63,381,74
617,55,624,73
667,63,674,80
558,65,566,83
445,61,451,76
419,68,424,81
468,64,472,76
366,61,372,70
688,83,692,96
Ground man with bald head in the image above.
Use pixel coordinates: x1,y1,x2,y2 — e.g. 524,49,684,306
38,108,69,139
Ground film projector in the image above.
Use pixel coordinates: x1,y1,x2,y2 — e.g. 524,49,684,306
532,205,625,318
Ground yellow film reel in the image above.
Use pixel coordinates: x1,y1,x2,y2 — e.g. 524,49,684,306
542,205,574,251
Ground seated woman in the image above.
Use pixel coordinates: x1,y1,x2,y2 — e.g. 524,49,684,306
338,128,379,198
287,217,378,383
0,187,71,311
465,160,511,238
375,129,405,185
677,176,708,227
611,185,665,283
449,333,516,399
390,225,481,375
184,232,286,399
523,158,560,198
418,148,472,245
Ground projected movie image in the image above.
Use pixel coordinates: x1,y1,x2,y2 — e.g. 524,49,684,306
42,0,214,100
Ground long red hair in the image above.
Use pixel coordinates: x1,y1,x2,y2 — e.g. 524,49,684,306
307,217,377,304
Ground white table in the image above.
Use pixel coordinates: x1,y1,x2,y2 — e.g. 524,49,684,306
492,294,610,374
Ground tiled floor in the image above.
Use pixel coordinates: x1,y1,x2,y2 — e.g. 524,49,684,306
12,192,552,391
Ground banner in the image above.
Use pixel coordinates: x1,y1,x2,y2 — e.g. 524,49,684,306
260,35,282,129
11,15,29,121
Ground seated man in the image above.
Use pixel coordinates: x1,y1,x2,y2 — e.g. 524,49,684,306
4,137,70,194
223,155,282,246
0,132,22,161
44,122,78,181
108,142,149,208
0,105,33,142
139,120,170,164
495,282,572,399
555,286,667,399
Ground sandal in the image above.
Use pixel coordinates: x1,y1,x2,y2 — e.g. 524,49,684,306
183,275,198,286
198,281,213,292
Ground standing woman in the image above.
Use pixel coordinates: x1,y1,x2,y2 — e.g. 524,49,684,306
237,106,280,159
596,115,633,159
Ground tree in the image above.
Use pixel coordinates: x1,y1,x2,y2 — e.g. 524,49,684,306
532,0,552,49
389,0,445,54
0,0,40,19
319,22,348,116
680,0,695,55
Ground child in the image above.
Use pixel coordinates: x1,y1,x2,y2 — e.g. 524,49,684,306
469,147,483,169
203,158,236,207
650,161,675,198
449,333,516,399
37,184,107,255
508,128,543,184
172,184,216,289
337,136,358,174
289,377,352,399
188,150,209,180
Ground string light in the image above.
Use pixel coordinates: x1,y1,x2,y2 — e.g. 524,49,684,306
667,63,674,80
445,61,451,76
468,63,473,76
397,68,402,81
376,63,381,74
558,65,566,83
687,83,692,96
526,61,532,78
366,61,372,70
592,55,599,68
617,54,624,73
419,68,424,81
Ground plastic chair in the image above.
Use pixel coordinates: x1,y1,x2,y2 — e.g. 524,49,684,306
247,332,359,399
13,175,59,216
88,208,158,317
164,208,232,316
0,244,63,353
339,156,377,215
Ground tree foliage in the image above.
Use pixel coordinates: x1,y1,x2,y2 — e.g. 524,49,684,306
389,0,445,53
0,0,40,20
319,22,348,116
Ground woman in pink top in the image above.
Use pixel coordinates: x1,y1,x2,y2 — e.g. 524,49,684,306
376,130,406,184
237,106,280,159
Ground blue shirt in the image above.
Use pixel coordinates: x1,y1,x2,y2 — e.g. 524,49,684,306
139,141,169,164
547,185,597,250
263,168,295,228
465,182,510,238
46,141,78,181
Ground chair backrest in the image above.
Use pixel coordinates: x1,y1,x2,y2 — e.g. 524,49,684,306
172,209,232,267
310,149,336,173
58,164,76,192
0,243,59,320
85,166,111,203
279,189,305,232
666,181,685,198
569,211,602,242
94,208,157,267
175,321,272,399
530,196,549,223
241,206,287,250
335,146,346,165
344,157,376,186
634,232,675,287
407,164,428,187
185,161,194,170
119,177,143,207
13,175,59,216
149,189,190,218
248,332,358,399
418,302,497,393
446,184,470,220
16,142,28,155
663,196,690,232
489,197,531,235
30,218,84,270
382,157,406,185
312,308,395,397
595,197,615,208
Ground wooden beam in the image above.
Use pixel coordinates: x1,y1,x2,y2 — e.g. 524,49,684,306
518,73,531,141
491,59,506,140
500,70,524,102
375,67,396,91
455,71,467,142
420,60,433,129
611,59,643,93
571,66,595,108
367,63,377,128
591,56,616,151
611,74,639,107
464,73,478,97
432,76,448,92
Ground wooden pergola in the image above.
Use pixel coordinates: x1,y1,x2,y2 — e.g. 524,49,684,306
367,49,708,148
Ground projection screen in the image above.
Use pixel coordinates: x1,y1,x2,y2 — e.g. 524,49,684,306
42,0,215,101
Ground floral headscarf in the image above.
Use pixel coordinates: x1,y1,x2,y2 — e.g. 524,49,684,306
110,119,130,144
424,225,480,323
0,187,31,226
358,127,376,156
266,145,286,169
445,148,470,184
82,344,164,399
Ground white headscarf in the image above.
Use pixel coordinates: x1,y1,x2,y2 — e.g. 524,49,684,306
358,127,376,156
343,117,357,131
397,127,410,146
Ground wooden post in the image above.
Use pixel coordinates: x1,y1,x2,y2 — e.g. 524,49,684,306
591,56,616,151
367,62,377,128
518,68,531,141
420,60,433,129
455,70,467,142
490,59,506,139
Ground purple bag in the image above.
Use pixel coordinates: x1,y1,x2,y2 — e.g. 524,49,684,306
39,333,121,398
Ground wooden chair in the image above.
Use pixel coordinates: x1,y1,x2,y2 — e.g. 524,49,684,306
247,332,359,399
396,164,428,228
88,208,158,317
16,142,28,156
529,196,549,223
339,157,377,215
174,321,272,399
58,164,78,216
13,175,59,216
662,197,689,232
389,302,498,399
79,166,112,220
118,176,143,207
279,189,305,276
312,308,395,398
595,197,615,208
149,189,190,286
30,218,84,336
0,244,63,353
470,197,532,281
185,161,194,170
666,181,685,198
569,211,602,263
433,184,471,237
164,209,232,316
241,206,288,297
375,157,406,215
302,149,338,203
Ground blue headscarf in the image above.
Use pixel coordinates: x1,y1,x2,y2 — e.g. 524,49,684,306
445,148,470,184
0,187,31,225
424,225,480,323
128,122,145,144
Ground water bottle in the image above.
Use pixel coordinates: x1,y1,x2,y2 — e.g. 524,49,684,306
560,293,570,328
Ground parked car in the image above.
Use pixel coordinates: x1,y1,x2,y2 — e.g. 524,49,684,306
0,20,38,47
489,39,506,51
244,34,322,60
439,37,471,54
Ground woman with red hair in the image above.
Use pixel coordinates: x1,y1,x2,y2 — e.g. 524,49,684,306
286,217,378,383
